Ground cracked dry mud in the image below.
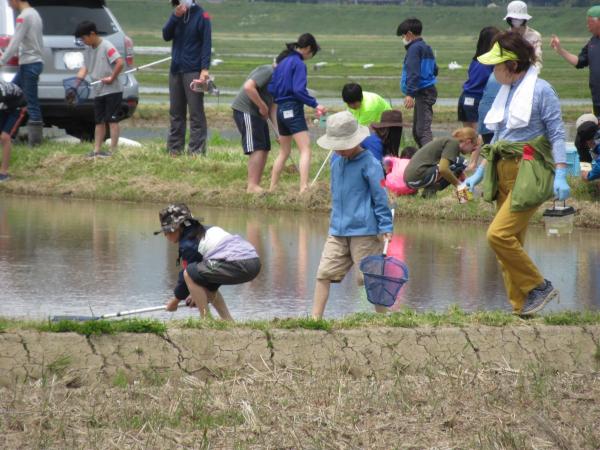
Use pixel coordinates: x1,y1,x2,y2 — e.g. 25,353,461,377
1,326,599,386
1,326,600,449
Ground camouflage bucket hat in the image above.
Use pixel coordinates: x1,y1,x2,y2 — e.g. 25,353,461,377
154,203,194,235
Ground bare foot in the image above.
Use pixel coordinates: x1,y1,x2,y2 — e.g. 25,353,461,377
246,185,265,194
300,185,310,194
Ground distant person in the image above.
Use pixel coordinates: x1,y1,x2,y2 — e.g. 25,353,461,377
157,203,261,321
231,64,275,194
382,146,418,196
396,17,438,147
312,111,392,319
332,109,403,165
466,32,569,316
580,126,600,183
504,1,543,69
550,6,600,118
574,113,599,163
458,27,500,130
163,0,212,156
0,82,25,182
403,127,479,197
0,0,43,146
75,21,124,158
477,73,502,145
268,33,326,193
342,83,391,126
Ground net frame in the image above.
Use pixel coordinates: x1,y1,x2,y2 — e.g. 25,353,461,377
359,255,409,307
63,77,91,105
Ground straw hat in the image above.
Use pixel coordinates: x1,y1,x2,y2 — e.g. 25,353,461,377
317,111,370,151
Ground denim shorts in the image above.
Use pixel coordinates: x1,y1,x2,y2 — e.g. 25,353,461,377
457,92,481,123
276,101,308,136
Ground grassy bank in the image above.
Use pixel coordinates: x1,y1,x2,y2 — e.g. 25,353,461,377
2,112,600,226
3,308,600,335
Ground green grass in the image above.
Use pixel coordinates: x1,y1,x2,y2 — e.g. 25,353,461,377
106,2,594,100
5,307,597,334
35,318,167,336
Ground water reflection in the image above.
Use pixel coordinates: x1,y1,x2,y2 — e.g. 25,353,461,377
0,195,598,320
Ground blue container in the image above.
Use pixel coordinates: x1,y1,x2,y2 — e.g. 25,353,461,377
565,146,580,177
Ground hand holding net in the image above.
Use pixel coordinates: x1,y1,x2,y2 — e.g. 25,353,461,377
63,77,90,105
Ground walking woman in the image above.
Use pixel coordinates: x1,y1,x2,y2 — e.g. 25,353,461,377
465,31,570,316
268,33,326,193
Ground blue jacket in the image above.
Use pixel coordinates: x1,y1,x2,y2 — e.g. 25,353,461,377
329,150,392,237
162,4,212,74
401,38,438,97
477,73,501,135
462,60,494,98
268,51,317,107
331,134,383,166
173,223,203,300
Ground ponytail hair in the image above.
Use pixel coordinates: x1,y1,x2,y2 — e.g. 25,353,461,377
276,33,320,63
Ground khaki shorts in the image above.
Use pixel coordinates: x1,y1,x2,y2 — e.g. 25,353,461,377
316,235,383,284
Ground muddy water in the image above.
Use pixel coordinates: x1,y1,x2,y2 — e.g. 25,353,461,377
0,195,598,321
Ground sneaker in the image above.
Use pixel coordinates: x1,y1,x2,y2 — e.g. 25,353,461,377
86,150,112,159
0,173,10,182
520,279,559,316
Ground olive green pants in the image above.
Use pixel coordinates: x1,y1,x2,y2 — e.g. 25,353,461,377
486,158,545,312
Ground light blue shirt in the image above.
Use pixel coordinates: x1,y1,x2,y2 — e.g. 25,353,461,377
492,77,566,164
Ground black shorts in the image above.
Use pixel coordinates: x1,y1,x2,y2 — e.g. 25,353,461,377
457,92,481,123
233,109,271,154
94,92,123,124
185,257,261,292
276,100,308,136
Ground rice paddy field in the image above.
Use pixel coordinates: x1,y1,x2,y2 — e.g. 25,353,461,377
110,1,594,101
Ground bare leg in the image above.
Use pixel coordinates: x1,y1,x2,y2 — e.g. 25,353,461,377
0,132,11,174
183,270,211,319
209,291,234,321
109,122,120,153
292,131,311,193
94,123,106,153
247,150,268,193
311,279,331,319
374,305,388,314
269,135,292,191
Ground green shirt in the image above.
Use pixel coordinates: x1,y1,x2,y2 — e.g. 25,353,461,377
404,138,461,183
347,91,391,126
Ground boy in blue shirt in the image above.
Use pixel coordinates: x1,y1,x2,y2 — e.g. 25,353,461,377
397,18,438,147
311,111,393,319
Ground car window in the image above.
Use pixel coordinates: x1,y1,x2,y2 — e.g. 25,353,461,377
35,6,118,36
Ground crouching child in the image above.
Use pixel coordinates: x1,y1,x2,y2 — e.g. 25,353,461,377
156,203,261,321
0,81,26,182
403,127,479,198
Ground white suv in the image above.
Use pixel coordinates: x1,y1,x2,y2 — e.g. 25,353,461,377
0,0,139,139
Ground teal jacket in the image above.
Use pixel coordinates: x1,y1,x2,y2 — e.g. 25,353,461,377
481,136,555,211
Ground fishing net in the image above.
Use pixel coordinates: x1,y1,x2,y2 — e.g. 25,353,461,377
359,255,409,307
63,76,90,105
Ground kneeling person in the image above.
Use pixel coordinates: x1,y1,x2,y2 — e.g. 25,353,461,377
157,203,261,321
404,127,479,196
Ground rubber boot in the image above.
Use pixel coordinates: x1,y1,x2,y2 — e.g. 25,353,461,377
27,121,43,147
